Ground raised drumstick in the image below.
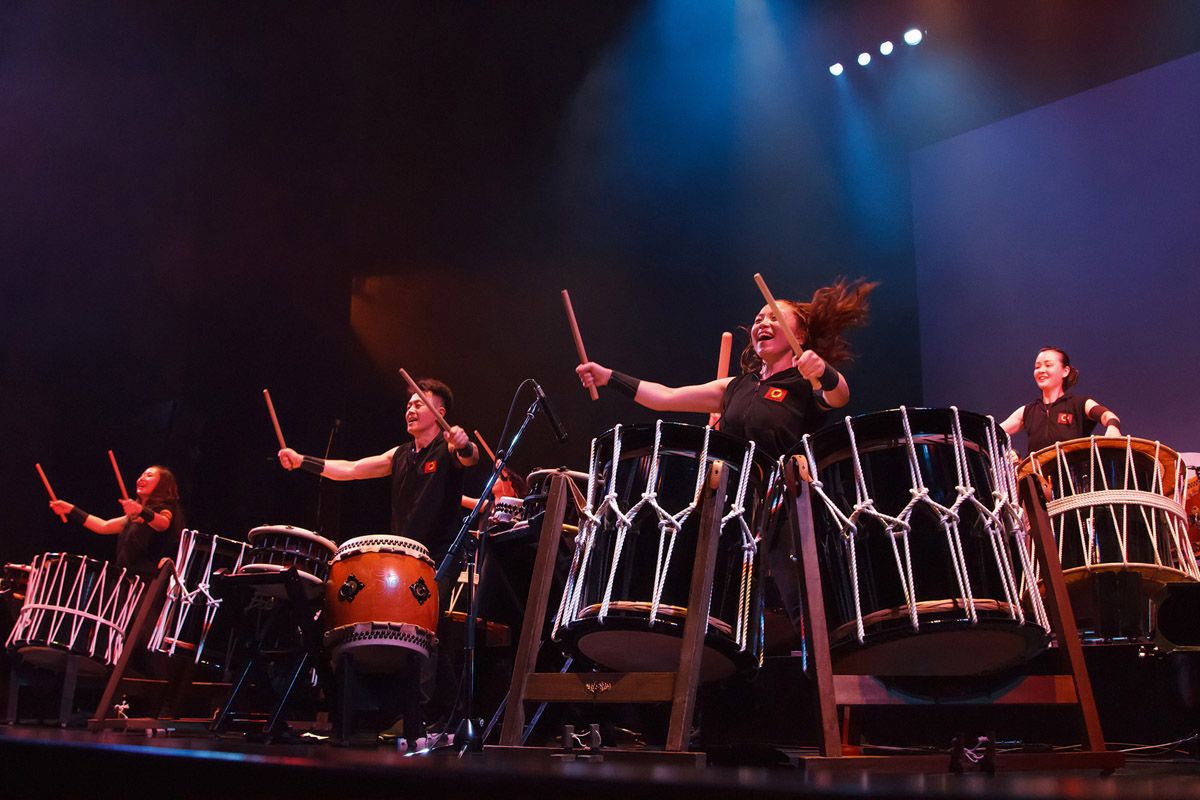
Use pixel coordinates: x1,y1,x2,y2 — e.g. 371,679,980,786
707,331,733,428
108,449,130,501
262,388,287,450
561,289,599,401
753,273,805,357
398,368,456,436
36,463,67,522
473,430,499,465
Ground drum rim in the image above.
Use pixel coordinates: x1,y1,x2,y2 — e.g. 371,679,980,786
236,562,326,583
592,421,777,474
334,534,433,563
799,407,1003,468
1020,435,1186,492
247,525,337,551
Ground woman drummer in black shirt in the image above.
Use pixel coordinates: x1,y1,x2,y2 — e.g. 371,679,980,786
576,279,876,653
575,278,876,456
999,346,1122,455
48,465,183,580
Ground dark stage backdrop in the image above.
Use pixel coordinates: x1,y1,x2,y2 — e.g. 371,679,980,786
912,51,1200,454
1,3,920,564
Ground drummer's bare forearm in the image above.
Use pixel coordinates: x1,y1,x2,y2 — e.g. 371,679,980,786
1000,408,1024,436
319,452,395,481
635,378,729,414
88,515,127,535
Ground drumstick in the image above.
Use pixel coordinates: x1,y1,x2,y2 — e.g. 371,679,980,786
262,388,287,450
473,430,499,465
707,331,733,428
398,368,456,436
753,273,805,357
561,289,599,401
36,463,67,522
108,449,130,501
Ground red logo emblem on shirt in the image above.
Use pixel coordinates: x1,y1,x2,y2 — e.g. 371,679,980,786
423,460,438,474
764,387,788,402
1057,413,1074,426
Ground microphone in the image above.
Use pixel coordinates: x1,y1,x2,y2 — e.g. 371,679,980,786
533,381,568,444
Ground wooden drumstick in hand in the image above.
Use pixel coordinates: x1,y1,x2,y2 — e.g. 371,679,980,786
262,388,287,450
108,449,130,501
398,368,456,436
708,331,733,428
753,273,804,357
561,289,599,401
36,463,67,522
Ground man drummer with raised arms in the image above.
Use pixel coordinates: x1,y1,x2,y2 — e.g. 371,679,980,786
277,377,478,746
277,378,479,561
999,346,1122,454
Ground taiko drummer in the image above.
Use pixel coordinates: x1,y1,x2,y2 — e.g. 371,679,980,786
1000,346,1122,454
575,278,876,457
48,466,183,580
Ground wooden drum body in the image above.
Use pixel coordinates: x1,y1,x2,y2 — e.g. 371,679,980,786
324,535,439,671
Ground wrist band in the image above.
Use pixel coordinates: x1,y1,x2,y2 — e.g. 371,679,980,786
818,363,841,392
68,507,88,525
138,508,155,523
609,370,641,399
300,456,325,475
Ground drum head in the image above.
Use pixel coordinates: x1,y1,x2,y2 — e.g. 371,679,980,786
16,645,112,677
248,525,337,552
830,619,1048,676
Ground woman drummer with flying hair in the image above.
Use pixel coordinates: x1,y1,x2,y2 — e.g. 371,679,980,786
575,277,876,458
1000,346,1123,455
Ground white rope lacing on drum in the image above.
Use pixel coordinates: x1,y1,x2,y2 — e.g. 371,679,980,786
552,432,604,639
645,421,708,627
801,430,866,643
722,438,759,652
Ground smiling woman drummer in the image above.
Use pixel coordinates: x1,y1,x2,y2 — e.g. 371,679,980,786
1000,346,1122,455
575,277,876,458
49,465,183,580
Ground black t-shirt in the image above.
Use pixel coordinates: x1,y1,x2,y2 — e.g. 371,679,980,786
1021,393,1096,453
114,501,181,579
390,437,468,564
720,369,827,459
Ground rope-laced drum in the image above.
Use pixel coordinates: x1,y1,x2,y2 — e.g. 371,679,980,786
801,407,1050,676
6,553,145,676
238,525,337,599
1018,436,1200,640
148,529,249,668
553,421,775,682
324,535,439,672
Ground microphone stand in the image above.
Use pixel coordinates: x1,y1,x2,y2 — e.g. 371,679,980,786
434,395,544,754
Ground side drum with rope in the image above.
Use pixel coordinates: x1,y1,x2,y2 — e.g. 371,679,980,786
552,421,775,682
801,407,1050,676
1018,436,1200,641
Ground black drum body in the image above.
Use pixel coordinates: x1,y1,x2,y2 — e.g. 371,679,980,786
6,553,144,675
554,422,774,682
804,408,1049,676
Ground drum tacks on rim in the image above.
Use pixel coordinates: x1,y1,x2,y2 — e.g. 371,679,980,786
237,525,337,599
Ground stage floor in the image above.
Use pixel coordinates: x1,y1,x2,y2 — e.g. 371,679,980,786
1,724,1196,800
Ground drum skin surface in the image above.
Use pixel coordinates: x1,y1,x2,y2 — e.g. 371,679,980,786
805,407,1049,676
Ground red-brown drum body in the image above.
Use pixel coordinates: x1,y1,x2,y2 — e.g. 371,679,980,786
323,535,439,671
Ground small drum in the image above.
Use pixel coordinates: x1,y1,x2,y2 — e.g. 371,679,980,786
148,529,249,667
1019,437,1200,640
489,496,527,528
6,552,145,675
324,535,439,671
553,422,774,682
238,525,337,598
2,563,32,600
803,407,1050,676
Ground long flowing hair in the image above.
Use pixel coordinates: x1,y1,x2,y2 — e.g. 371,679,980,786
144,465,181,508
739,277,877,374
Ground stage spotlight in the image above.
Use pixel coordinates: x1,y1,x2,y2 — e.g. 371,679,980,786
829,62,844,76
880,41,894,56
904,28,923,45
857,52,871,66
